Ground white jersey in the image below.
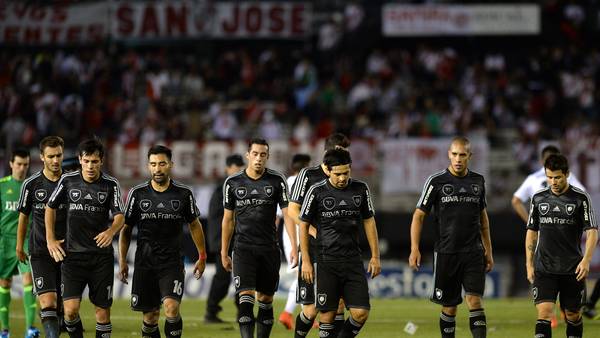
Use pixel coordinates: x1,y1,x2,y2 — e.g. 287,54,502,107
282,175,298,270
513,167,586,202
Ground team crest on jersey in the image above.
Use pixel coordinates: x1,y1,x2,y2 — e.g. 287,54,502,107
353,195,362,207
566,204,575,215
171,200,181,211
234,276,240,288
317,293,327,305
236,187,247,199
300,287,306,299
442,184,454,196
264,185,273,197
35,277,44,289
140,199,152,211
435,288,443,300
471,184,480,195
98,192,107,203
532,287,538,300
539,203,550,215
323,197,335,210
131,294,139,307
70,189,81,202
35,189,47,201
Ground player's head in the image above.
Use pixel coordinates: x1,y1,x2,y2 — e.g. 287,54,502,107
246,138,269,173
9,148,30,180
324,148,352,189
544,154,569,194
147,145,173,185
78,138,104,182
225,154,244,176
324,133,350,152
540,145,560,164
448,136,471,176
291,154,311,175
39,136,64,176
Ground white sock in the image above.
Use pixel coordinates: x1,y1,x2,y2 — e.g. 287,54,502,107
285,279,298,313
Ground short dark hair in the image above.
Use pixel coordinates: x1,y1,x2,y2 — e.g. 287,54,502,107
226,154,244,167
78,138,104,159
541,145,560,159
324,133,350,151
291,154,311,173
544,154,569,174
248,138,269,151
11,148,30,162
39,136,64,153
323,148,352,170
148,145,172,161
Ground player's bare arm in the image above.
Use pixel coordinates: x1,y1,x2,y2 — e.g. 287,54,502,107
45,205,65,262
95,213,125,248
118,223,133,283
363,216,381,279
480,209,494,272
189,218,207,279
299,220,313,283
525,229,538,284
409,208,426,271
289,201,317,238
15,212,29,262
281,207,298,268
511,195,529,223
576,228,598,281
220,208,235,272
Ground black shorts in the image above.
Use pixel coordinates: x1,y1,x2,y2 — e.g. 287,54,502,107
232,246,280,296
297,251,316,305
315,260,370,312
532,271,585,311
30,253,62,296
131,264,185,312
61,253,113,308
431,251,486,307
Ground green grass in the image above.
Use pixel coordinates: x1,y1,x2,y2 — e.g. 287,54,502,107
6,298,600,337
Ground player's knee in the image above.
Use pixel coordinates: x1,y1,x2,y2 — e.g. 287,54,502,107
256,293,273,304
163,299,180,318
95,307,110,322
302,304,317,319
442,306,457,316
350,309,369,323
38,293,57,309
0,279,11,288
536,303,554,320
143,310,160,325
565,310,581,322
465,295,482,309
337,299,345,312
63,306,79,320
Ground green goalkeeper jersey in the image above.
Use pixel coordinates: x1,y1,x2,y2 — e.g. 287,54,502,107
0,175,23,237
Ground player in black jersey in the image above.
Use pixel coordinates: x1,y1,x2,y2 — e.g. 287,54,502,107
16,136,66,338
288,133,350,337
409,136,492,338
45,138,125,338
299,148,380,338
118,145,207,338
221,138,298,338
526,154,598,338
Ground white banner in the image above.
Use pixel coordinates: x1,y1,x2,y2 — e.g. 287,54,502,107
382,4,540,36
0,2,107,44
381,138,489,193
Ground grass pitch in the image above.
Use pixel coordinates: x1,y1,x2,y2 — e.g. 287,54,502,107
6,298,600,337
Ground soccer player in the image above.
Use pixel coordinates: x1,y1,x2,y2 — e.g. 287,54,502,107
299,148,381,338
0,149,37,338
409,136,493,338
288,133,350,337
45,138,125,338
525,154,598,338
16,136,65,338
277,153,311,330
205,154,245,324
118,145,208,338
221,138,298,338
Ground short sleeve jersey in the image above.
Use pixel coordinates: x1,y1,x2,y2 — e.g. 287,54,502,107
514,167,586,203
526,186,597,274
18,171,67,255
416,169,487,254
47,171,124,255
223,168,289,249
125,180,200,269
299,179,375,262
0,176,24,237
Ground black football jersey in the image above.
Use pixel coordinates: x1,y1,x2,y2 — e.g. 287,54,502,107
299,178,375,262
527,186,597,274
125,180,200,268
290,165,328,205
47,171,124,255
416,169,487,254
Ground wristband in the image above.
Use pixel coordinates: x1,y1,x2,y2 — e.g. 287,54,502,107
199,252,207,260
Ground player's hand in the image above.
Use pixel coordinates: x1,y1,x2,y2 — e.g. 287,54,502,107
194,259,206,280
484,252,494,272
289,249,298,269
16,246,28,263
368,256,381,279
222,254,232,272
118,263,129,284
94,229,114,248
308,225,317,238
301,259,313,284
408,249,421,271
575,258,590,281
47,239,66,262
526,265,535,284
